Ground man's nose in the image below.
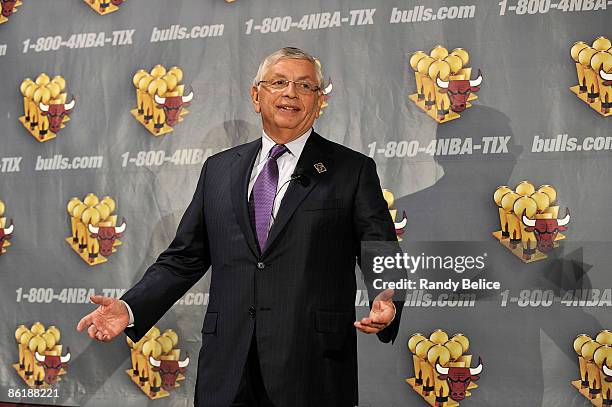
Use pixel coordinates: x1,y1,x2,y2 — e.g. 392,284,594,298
282,81,299,97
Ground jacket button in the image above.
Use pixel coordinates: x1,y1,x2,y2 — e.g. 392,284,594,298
257,262,265,270
248,306,256,318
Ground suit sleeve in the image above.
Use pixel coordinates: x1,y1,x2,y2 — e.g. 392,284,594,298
352,156,406,344
121,160,212,342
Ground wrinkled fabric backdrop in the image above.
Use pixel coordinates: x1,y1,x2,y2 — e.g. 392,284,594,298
0,0,610,406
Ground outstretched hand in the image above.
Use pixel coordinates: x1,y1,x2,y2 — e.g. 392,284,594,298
76,295,129,342
354,288,396,334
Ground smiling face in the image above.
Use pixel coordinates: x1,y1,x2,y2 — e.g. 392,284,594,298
251,59,324,144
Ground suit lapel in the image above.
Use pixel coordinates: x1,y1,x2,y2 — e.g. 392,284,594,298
231,138,261,257
263,131,332,256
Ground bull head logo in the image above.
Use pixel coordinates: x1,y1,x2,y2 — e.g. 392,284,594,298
395,211,407,237
88,219,126,257
601,69,612,86
149,355,189,391
0,219,13,254
604,362,612,383
435,357,483,401
436,70,483,113
323,80,333,96
317,78,332,115
1,0,17,17
39,97,76,133
522,208,570,253
35,348,70,384
154,87,194,126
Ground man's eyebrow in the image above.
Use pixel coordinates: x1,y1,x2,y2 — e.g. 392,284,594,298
267,74,315,82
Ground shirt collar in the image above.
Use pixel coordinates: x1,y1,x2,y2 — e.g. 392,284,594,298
259,128,312,165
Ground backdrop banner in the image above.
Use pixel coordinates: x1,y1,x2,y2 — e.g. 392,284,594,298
0,0,610,406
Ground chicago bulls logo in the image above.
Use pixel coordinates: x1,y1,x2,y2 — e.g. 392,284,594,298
0,220,13,255
154,88,194,126
522,208,570,253
408,46,483,123
131,65,193,136
319,80,333,115
395,212,407,238
149,355,189,391
19,74,75,142
1,0,17,18
493,183,570,263
382,189,407,241
34,349,70,384
39,97,76,133
435,358,483,401
600,69,612,115
323,82,333,95
436,70,483,113
88,219,126,257
569,37,612,116
602,69,612,86
315,58,333,115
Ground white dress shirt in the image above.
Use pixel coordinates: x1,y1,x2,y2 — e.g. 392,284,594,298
123,129,312,326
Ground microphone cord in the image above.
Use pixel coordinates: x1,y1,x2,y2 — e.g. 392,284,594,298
269,172,307,230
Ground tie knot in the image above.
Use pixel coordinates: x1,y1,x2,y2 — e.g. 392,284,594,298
268,144,288,160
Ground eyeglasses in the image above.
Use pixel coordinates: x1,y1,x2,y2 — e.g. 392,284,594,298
258,79,321,94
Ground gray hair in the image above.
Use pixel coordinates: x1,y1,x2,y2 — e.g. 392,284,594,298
252,47,323,88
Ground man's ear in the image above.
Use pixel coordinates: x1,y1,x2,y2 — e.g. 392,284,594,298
250,86,261,113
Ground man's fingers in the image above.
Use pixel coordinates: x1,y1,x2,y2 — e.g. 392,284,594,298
87,324,98,340
355,320,384,331
90,295,114,307
369,310,393,322
371,291,395,315
85,323,114,342
361,316,383,325
375,288,395,302
360,317,386,329
354,321,380,334
101,329,115,341
76,314,93,332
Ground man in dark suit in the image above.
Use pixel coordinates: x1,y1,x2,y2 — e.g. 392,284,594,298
77,47,404,407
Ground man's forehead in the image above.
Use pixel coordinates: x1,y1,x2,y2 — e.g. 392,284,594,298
265,59,317,80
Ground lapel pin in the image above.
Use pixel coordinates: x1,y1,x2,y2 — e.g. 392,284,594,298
313,162,327,174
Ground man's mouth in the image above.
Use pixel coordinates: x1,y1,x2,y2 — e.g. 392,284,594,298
277,105,301,111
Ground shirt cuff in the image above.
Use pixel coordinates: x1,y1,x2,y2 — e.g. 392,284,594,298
121,300,135,327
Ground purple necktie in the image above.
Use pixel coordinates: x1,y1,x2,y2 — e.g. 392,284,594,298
249,144,289,251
